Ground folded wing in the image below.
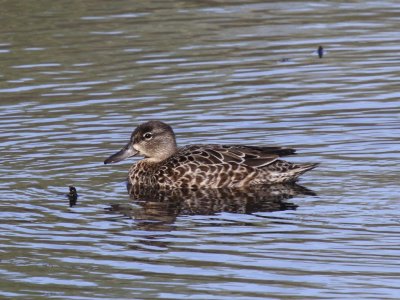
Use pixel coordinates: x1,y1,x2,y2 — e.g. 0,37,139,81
184,144,296,168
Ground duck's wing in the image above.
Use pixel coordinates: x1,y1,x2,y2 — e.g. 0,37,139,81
182,144,296,168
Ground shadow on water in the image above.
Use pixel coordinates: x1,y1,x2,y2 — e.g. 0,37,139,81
105,183,316,230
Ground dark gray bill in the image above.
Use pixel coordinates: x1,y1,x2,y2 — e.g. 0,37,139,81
104,141,138,164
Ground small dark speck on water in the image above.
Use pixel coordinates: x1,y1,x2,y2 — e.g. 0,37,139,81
279,57,290,63
68,186,78,207
317,45,324,58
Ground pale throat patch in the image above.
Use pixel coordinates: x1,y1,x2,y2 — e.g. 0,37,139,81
133,143,144,156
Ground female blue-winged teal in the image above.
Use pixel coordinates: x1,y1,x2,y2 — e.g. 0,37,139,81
104,121,318,189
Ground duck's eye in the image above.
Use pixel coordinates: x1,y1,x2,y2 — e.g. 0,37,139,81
143,132,153,140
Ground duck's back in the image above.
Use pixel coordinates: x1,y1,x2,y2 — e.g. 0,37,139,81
128,144,317,188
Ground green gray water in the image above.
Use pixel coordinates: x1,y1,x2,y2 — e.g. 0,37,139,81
1,1,400,299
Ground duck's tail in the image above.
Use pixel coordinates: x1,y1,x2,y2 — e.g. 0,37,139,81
292,163,319,179
263,160,319,183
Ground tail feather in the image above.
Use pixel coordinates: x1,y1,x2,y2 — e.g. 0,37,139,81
292,163,319,179
262,160,319,183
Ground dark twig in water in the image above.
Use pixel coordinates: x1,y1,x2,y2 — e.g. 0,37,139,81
68,186,78,207
317,45,324,58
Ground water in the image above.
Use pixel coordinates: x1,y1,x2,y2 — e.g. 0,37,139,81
1,0,400,299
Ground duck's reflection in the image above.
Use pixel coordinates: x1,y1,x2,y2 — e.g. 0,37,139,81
106,183,316,230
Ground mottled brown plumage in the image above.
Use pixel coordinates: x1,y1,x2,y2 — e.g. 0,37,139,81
104,121,318,188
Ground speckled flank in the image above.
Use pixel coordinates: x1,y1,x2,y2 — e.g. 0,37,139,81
127,144,318,188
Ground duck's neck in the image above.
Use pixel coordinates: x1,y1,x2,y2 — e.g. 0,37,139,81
150,141,177,162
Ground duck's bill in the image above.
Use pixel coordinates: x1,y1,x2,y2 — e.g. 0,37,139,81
104,142,138,164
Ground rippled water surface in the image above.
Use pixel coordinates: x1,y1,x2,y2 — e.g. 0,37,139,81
1,1,400,299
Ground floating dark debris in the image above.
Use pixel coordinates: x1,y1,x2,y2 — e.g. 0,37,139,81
317,45,324,58
67,186,78,207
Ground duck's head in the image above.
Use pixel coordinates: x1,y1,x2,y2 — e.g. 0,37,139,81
104,120,178,164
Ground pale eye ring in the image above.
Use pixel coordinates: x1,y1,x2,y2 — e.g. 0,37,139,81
143,132,152,140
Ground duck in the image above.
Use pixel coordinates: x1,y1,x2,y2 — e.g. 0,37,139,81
104,120,318,189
